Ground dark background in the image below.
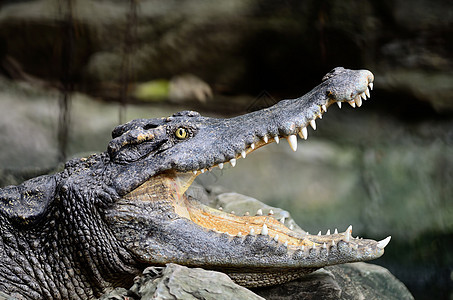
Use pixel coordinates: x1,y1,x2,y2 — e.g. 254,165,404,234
1,1,452,299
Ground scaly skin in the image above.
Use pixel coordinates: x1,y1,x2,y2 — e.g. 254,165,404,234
0,67,389,299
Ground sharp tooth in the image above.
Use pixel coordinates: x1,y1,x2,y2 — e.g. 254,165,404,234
273,234,279,242
218,163,224,169
344,225,352,242
323,243,327,249
244,211,250,216
331,240,335,246
360,92,366,101
347,225,353,233
260,224,268,235
301,245,305,251
287,135,297,151
218,207,223,211
284,241,288,247
377,236,392,249
289,224,294,230
274,136,280,144
230,211,235,215
310,119,317,130
349,101,356,108
354,244,359,250
237,232,242,237
201,169,205,173
334,228,338,234
251,143,255,150
355,95,362,107
318,231,322,236
322,104,327,112
326,229,331,235
318,113,322,119
229,159,236,167
298,127,308,140
241,150,247,158
263,135,269,143
249,228,255,235
312,244,316,250
365,87,370,98
280,217,286,224
256,209,263,216
369,82,373,90
337,101,342,109
268,209,274,215
193,170,198,174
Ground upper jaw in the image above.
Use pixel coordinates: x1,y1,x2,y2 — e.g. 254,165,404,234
168,68,375,174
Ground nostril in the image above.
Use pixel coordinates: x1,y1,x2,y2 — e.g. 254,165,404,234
144,124,159,130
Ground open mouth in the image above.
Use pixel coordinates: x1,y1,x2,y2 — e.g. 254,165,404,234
106,69,391,288
122,78,390,258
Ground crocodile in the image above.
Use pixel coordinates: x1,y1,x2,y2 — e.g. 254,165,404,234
0,67,390,299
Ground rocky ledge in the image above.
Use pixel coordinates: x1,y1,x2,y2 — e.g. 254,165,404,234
99,262,413,300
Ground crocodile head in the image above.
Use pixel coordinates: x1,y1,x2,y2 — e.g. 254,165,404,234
104,67,389,287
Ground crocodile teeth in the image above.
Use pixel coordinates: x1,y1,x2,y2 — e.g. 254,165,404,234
241,150,247,158
334,228,338,234
229,159,236,167
331,240,336,246
360,92,367,101
322,104,327,112
284,241,288,247
301,245,305,251
348,101,356,108
218,163,224,169
344,225,352,242
260,224,268,235
355,95,362,107
201,169,205,173
312,244,316,250
249,228,255,235
369,82,373,90
377,236,392,249
337,101,342,109
244,211,250,216
365,87,370,98
273,234,279,242
287,135,297,152
263,135,269,143
289,224,294,230
318,231,321,236
310,119,316,130
345,230,350,242
280,217,286,224
256,209,263,216
298,127,308,140
268,209,274,215
237,232,242,237
274,136,280,144
323,243,327,249
326,229,330,235
193,170,198,174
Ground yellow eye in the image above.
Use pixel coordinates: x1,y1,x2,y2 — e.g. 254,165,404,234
175,127,188,139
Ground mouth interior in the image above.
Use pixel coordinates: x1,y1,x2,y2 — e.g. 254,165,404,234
124,158,357,251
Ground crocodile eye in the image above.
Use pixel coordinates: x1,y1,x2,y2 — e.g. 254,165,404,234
175,127,188,139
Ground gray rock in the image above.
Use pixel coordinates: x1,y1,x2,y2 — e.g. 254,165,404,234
255,263,414,300
100,264,264,300
99,263,413,300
